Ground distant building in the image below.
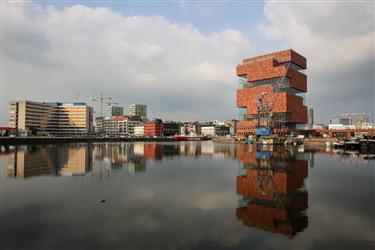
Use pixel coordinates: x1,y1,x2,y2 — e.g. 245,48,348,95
329,118,340,124
95,115,142,135
163,121,181,136
339,118,351,126
201,126,215,137
312,124,326,130
9,100,93,136
201,125,230,137
328,124,355,130
361,123,373,129
183,122,201,135
134,125,144,136
144,119,163,136
308,108,314,125
215,125,230,136
129,104,147,119
106,105,124,117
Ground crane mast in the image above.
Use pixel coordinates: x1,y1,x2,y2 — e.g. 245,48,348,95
77,93,119,117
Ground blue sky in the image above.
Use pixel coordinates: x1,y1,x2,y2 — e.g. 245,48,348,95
2,1,374,123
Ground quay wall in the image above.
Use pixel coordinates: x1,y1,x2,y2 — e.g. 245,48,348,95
0,137,174,145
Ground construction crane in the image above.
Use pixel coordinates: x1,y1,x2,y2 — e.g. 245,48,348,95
77,93,119,117
255,62,291,136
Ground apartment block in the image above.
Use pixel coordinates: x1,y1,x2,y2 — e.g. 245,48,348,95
144,119,163,137
129,104,147,119
95,115,143,135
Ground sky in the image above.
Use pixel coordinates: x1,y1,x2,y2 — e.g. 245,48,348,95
1,0,374,124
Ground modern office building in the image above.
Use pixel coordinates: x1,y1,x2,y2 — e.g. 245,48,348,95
129,104,147,119
236,49,308,137
8,100,93,135
106,105,124,117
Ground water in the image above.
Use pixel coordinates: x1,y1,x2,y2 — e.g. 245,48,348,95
0,142,373,250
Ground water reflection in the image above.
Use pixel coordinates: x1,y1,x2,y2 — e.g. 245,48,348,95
1,142,373,250
235,145,308,237
6,142,238,178
7,144,92,178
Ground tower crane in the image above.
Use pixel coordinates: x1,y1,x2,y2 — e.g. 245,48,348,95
255,62,291,136
76,93,119,117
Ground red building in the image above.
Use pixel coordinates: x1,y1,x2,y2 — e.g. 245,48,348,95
236,49,308,137
144,119,164,136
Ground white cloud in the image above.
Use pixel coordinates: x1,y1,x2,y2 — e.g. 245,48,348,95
258,2,374,122
2,2,252,122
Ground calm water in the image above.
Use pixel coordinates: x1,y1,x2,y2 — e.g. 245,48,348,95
0,142,374,250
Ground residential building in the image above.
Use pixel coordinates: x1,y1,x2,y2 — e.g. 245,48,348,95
182,122,201,135
134,125,144,136
201,125,230,137
236,49,308,137
144,119,163,136
129,104,147,119
8,100,93,136
106,105,124,117
215,125,230,136
201,126,215,137
95,115,142,135
163,121,181,136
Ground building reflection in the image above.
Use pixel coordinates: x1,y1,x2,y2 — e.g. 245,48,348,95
235,145,309,238
7,144,92,179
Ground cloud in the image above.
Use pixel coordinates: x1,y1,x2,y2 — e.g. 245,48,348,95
258,2,374,123
2,2,252,122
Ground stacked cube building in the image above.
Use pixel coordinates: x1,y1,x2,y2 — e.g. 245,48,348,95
236,49,308,138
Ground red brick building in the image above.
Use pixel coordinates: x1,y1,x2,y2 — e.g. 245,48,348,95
236,49,308,137
144,119,164,136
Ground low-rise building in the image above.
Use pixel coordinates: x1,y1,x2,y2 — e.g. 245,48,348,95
134,125,144,136
144,119,164,136
201,126,215,137
215,125,230,136
328,124,356,130
95,115,142,135
201,125,230,137
163,121,181,136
